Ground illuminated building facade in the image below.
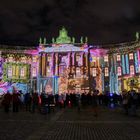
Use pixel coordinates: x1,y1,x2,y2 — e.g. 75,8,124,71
0,27,140,94
0,45,38,94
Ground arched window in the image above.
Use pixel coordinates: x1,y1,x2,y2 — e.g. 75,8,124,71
117,67,122,76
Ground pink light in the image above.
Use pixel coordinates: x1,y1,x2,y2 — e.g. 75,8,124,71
137,49,140,64
24,49,38,55
90,49,108,57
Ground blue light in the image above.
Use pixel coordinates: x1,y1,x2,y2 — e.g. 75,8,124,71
122,55,126,74
125,54,129,74
110,93,113,97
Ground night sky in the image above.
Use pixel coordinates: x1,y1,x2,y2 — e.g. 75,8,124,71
0,0,140,46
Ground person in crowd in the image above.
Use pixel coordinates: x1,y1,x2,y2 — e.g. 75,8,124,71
12,91,20,112
2,91,12,113
76,92,81,111
31,92,39,113
122,91,129,115
91,91,98,117
40,92,50,114
58,93,63,108
19,90,24,110
129,90,138,116
62,92,66,108
66,92,71,107
24,92,32,112
48,93,55,113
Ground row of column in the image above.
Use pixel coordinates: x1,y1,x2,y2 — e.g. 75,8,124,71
39,52,89,78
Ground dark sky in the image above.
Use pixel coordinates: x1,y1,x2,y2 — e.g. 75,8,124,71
0,0,140,46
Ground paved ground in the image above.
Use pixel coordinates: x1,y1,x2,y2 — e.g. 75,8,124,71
0,106,140,140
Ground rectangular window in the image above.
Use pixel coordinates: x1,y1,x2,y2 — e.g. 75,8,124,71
117,67,122,76
76,67,81,77
129,53,133,60
8,67,12,77
32,67,37,77
117,55,121,61
93,68,96,77
9,56,13,62
105,67,109,76
32,56,37,63
47,56,51,61
92,56,96,62
104,55,108,62
20,67,25,77
130,65,134,75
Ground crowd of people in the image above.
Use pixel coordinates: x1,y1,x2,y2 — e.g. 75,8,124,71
0,89,140,116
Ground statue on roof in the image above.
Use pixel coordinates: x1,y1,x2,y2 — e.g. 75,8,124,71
39,37,42,44
72,37,75,43
80,36,83,44
52,38,55,44
136,32,139,41
85,37,88,43
43,38,46,45
56,27,71,44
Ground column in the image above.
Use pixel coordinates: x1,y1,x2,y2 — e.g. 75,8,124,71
55,53,58,76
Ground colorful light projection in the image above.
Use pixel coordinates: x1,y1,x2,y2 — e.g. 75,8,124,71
0,82,9,95
89,48,108,57
8,83,28,94
44,78,53,94
0,51,2,79
39,44,84,53
3,62,30,83
58,77,68,93
24,49,38,55
137,49,140,72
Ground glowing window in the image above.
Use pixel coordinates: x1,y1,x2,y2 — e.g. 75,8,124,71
20,67,25,77
9,56,13,62
32,56,37,62
130,65,134,75
117,67,122,76
76,68,81,76
105,67,109,76
92,57,96,62
129,53,133,60
47,67,51,73
8,67,12,77
117,55,121,61
76,55,80,61
21,57,26,63
104,55,108,62
47,66,51,76
47,56,51,61
93,68,96,77
32,67,36,77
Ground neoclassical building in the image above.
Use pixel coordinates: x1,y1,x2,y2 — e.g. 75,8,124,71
0,27,140,94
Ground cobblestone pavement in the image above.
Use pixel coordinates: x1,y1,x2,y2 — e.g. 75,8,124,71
0,107,140,140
